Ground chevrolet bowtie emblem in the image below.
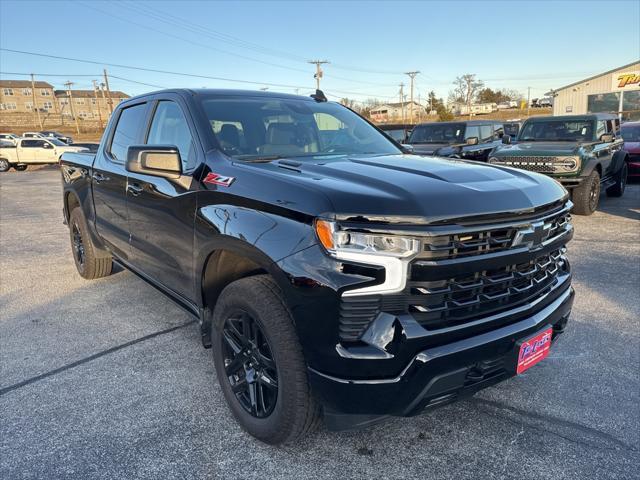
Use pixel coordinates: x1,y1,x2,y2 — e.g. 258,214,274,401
512,221,552,248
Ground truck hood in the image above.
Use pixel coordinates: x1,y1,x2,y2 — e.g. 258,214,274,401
236,154,567,223
493,142,581,157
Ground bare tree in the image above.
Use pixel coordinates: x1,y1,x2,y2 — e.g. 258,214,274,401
450,74,484,117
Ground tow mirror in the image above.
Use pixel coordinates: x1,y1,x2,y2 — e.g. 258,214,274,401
126,145,182,179
466,136,479,146
502,135,512,145
600,133,614,143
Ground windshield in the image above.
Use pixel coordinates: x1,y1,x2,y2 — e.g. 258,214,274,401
621,125,640,142
518,120,594,142
47,138,66,146
408,123,466,144
200,97,401,160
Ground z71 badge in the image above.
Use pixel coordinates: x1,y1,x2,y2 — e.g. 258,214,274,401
203,172,235,187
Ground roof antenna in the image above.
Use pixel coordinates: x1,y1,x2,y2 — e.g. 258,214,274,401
311,89,327,102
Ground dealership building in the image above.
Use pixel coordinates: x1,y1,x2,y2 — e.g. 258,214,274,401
549,61,639,120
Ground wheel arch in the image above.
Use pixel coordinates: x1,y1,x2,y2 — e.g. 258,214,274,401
64,190,81,222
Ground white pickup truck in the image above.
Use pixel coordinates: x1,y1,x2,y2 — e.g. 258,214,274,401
0,137,88,172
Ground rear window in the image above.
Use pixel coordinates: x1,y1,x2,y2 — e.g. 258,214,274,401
109,103,147,162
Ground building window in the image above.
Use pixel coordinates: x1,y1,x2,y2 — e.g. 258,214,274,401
3,88,14,96
76,98,85,105
22,88,32,96
59,98,69,105
91,98,97,105
25,102,33,110
1,102,18,110
622,90,640,121
43,101,53,110
40,89,51,96
587,92,620,113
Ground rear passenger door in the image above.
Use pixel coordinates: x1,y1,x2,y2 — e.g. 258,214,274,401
93,101,149,260
17,139,39,162
126,96,202,301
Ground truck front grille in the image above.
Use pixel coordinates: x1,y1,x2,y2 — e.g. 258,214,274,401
403,248,568,330
490,156,578,174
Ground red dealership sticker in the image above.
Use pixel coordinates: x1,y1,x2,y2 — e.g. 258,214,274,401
517,328,552,374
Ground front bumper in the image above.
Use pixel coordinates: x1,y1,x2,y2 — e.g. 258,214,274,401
309,285,574,430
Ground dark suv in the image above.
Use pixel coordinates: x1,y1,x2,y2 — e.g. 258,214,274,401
489,114,628,215
60,89,573,443
406,120,504,160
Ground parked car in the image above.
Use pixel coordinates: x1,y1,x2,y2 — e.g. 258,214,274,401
22,131,46,139
489,114,628,215
378,123,413,143
70,142,100,153
61,89,574,444
40,131,73,144
406,120,504,161
0,133,20,145
620,121,640,178
0,137,88,172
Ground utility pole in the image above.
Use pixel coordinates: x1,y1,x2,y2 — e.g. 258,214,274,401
103,69,114,114
527,86,531,118
404,71,419,124
308,60,329,90
92,80,104,129
65,81,81,135
399,83,405,124
30,74,43,130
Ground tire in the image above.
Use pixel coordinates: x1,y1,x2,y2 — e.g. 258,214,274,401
0,158,9,172
606,162,627,198
68,207,112,279
13,164,27,171
571,170,600,216
211,275,321,444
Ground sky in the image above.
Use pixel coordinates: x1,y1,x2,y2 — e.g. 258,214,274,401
1,0,639,105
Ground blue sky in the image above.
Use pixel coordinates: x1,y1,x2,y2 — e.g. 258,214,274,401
1,0,639,103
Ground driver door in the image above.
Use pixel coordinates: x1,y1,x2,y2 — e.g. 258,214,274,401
126,97,202,301
34,140,56,162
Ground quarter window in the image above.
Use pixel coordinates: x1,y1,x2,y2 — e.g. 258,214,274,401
109,103,147,162
147,101,196,171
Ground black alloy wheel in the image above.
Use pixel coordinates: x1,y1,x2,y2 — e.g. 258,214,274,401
72,221,86,268
222,310,279,418
588,177,601,212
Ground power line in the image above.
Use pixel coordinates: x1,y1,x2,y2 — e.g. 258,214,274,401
0,54,398,100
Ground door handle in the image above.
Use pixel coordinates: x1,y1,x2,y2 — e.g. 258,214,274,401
92,172,108,183
127,183,144,196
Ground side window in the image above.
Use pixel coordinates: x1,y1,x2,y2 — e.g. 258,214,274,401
480,125,493,142
596,120,607,139
147,101,196,171
465,125,480,140
493,123,504,138
109,103,147,162
21,140,38,148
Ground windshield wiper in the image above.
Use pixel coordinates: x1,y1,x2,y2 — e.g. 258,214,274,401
236,155,286,163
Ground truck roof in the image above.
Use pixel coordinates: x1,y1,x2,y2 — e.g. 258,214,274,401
122,88,317,104
413,120,501,127
524,113,617,123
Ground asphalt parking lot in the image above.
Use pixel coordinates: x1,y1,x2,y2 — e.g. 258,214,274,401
1,167,639,480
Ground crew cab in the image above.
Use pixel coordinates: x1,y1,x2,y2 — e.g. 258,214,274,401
489,114,628,215
0,137,88,172
60,89,574,444
406,120,504,161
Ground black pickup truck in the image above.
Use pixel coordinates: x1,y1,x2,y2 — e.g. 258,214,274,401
60,89,574,444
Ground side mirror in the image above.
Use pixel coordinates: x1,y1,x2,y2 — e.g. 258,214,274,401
502,135,512,145
126,145,182,179
402,143,414,153
43,143,53,149
466,136,479,146
600,133,614,143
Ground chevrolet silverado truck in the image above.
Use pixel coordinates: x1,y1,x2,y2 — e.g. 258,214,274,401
406,120,504,161
489,114,628,215
60,89,574,444
0,137,87,172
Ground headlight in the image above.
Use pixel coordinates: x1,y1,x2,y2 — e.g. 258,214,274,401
315,220,420,296
315,220,419,258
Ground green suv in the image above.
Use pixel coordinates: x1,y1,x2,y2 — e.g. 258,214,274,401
489,114,628,215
